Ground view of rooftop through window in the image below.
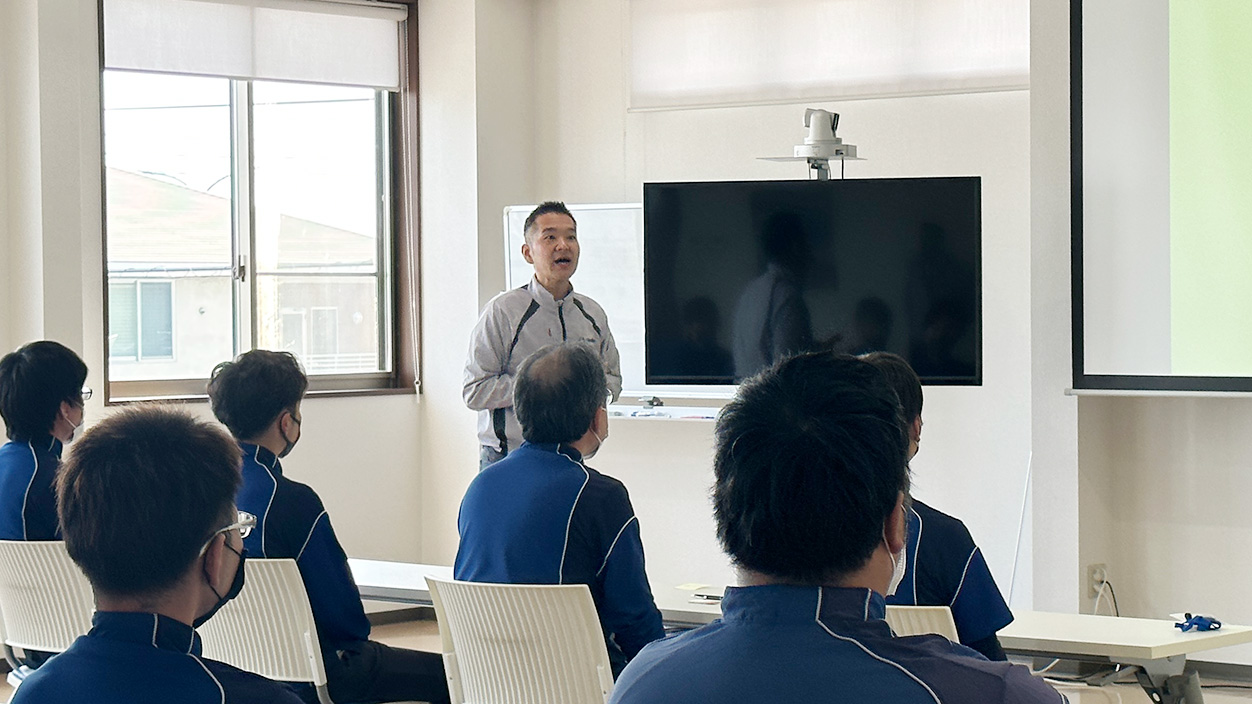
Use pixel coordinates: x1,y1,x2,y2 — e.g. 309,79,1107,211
103,70,391,385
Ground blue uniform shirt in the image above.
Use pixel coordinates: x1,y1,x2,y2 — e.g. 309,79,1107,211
454,442,664,670
887,500,1014,658
235,442,371,653
0,435,62,540
11,611,303,704
610,585,1064,704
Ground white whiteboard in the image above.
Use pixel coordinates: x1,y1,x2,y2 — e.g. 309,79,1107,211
504,204,734,400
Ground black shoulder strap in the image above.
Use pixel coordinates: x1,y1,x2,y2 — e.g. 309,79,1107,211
569,297,603,336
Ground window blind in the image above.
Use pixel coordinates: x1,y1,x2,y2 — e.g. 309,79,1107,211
630,0,1029,110
103,0,408,90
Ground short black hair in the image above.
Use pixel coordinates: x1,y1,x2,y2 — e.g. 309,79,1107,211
523,201,577,243
714,353,909,584
860,351,922,423
514,343,605,445
207,350,308,440
0,341,89,440
57,405,241,598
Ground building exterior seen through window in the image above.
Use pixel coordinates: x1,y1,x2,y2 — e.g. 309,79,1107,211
103,71,393,392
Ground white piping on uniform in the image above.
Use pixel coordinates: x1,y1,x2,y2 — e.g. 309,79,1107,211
910,506,922,603
297,512,328,562
256,445,278,557
556,444,590,585
190,653,227,704
151,614,159,647
597,516,637,577
814,588,942,704
20,442,39,540
950,548,979,608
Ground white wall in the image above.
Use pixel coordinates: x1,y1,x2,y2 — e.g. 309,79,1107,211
0,0,1103,625
411,0,1039,602
1,0,426,566
1029,0,1081,613
1078,395,1252,668
0,0,11,352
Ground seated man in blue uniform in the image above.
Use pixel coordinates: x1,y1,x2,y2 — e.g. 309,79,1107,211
863,351,1014,660
610,353,1063,704
455,342,664,676
13,405,303,704
207,350,449,704
0,340,89,541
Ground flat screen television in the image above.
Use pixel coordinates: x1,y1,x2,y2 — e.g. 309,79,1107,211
644,177,982,385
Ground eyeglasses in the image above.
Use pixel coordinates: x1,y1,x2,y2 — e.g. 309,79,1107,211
80,387,92,402
199,511,257,555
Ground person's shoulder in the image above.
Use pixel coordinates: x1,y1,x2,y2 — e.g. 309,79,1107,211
913,499,975,542
891,634,1061,703
583,465,629,497
201,658,305,703
274,474,327,513
611,627,723,701
571,291,609,317
0,439,34,468
484,285,533,311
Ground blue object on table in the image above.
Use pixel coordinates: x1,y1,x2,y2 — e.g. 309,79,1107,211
1175,613,1221,632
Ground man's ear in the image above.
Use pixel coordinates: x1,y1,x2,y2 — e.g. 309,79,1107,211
910,416,922,445
201,534,228,588
885,492,907,554
521,241,534,264
593,405,609,438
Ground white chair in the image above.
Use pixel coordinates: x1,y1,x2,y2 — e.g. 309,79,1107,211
426,577,614,704
0,541,96,687
198,558,336,703
884,604,960,641
198,558,423,704
0,540,95,653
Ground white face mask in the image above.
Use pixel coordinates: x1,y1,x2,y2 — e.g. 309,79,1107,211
884,532,908,597
584,428,605,460
62,407,83,443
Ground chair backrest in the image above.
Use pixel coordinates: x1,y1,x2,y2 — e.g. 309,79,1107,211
884,605,960,641
198,558,329,693
0,541,94,653
427,578,614,704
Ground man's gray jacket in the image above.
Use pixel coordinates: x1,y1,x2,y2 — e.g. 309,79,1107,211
463,277,622,452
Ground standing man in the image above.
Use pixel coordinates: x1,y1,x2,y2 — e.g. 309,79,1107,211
456,343,663,675
464,201,622,469
208,350,449,704
609,353,1062,704
862,351,1014,660
14,405,302,704
0,340,89,541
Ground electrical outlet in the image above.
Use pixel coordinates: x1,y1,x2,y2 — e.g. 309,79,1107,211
1087,563,1108,599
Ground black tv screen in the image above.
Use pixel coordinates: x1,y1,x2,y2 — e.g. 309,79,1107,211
644,177,982,385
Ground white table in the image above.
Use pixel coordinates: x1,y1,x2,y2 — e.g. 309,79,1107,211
348,561,1251,703
348,558,722,627
999,611,1252,703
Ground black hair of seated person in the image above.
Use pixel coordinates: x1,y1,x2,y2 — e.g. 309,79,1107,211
523,200,578,244
0,340,88,440
207,349,308,440
56,405,241,598
859,351,922,425
714,353,910,584
514,343,605,445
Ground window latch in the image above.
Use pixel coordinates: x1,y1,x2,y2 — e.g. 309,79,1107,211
233,255,248,282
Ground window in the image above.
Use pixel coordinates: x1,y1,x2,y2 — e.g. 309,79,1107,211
101,0,417,400
108,281,175,362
